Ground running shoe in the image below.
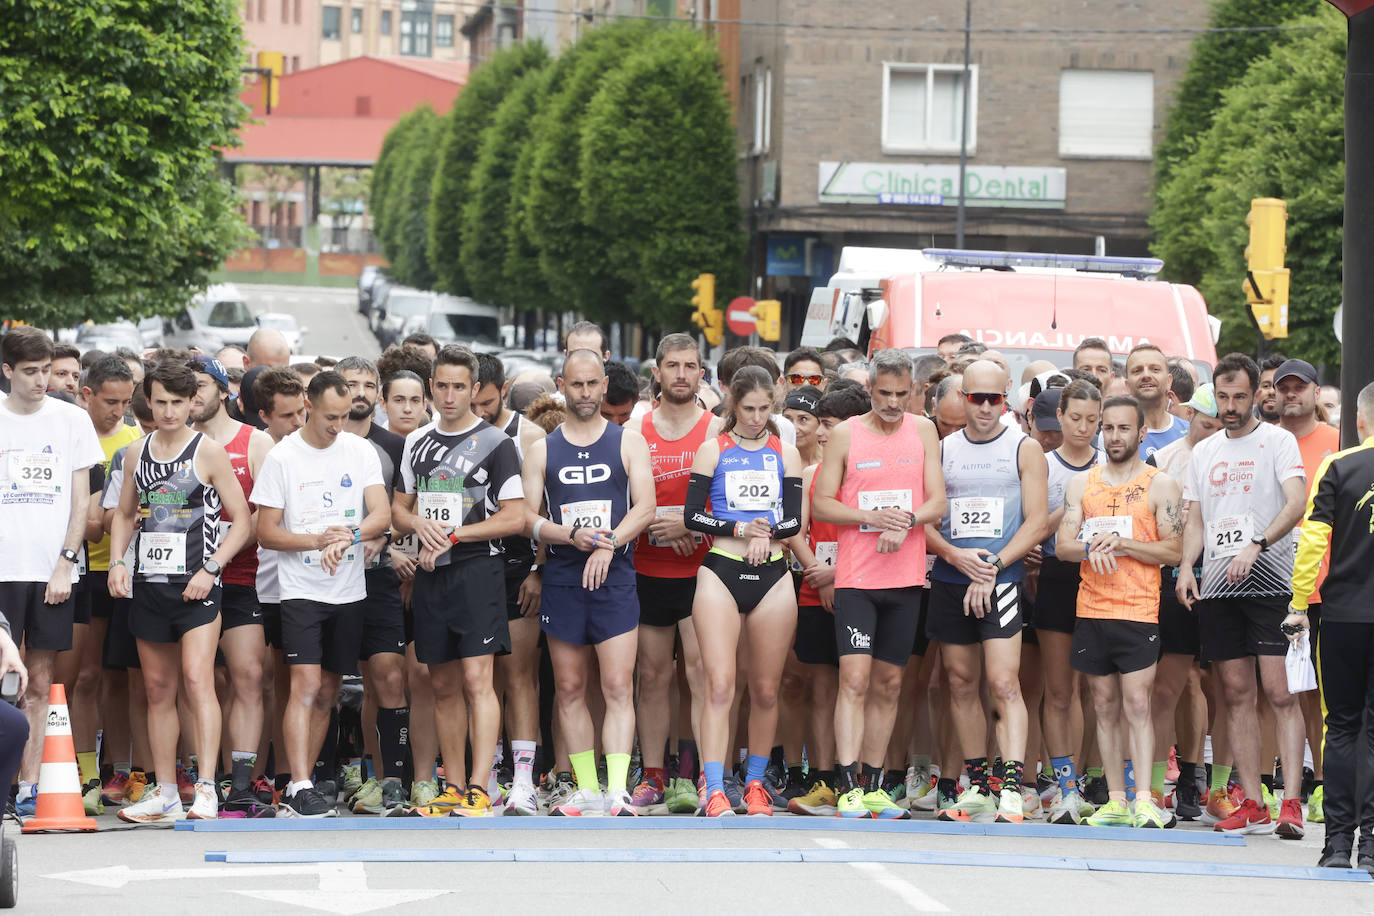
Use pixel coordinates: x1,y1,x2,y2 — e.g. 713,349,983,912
837,786,870,819
83,779,104,816
279,785,337,818
118,787,186,824
551,787,604,817
883,774,906,807
223,785,276,818
744,779,773,816
340,763,363,800
1132,796,1174,829
788,777,838,816
1308,785,1325,823
941,787,996,823
125,769,148,804
316,778,339,804
764,758,787,792
703,789,735,818
934,784,961,820
863,789,910,820
629,779,665,814
1084,798,1133,827
453,786,493,817
604,787,636,817
351,779,383,814
664,777,698,814
547,772,577,810
1019,785,1042,820
101,770,130,806
188,782,218,820
1036,770,1059,810
176,765,195,804
378,780,405,815
14,794,35,818
406,784,465,817
694,775,708,815
1275,798,1304,839
505,781,539,816
723,773,746,814
1200,787,1239,826
1172,779,1202,821
1084,774,1109,807
1048,790,1090,826
780,769,809,803
995,788,1024,824
1214,797,1275,835
905,765,935,811
1261,784,1280,820
252,776,278,807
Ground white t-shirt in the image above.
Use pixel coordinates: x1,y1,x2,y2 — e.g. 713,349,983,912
252,430,384,604
1150,435,1194,483
0,397,103,583
1182,421,1305,598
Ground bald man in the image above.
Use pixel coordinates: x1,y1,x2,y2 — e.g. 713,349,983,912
246,328,291,370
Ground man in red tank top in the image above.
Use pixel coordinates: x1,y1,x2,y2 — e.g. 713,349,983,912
813,350,946,819
189,357,275,816
630,334,713,814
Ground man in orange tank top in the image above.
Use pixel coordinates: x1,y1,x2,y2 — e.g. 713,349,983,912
1057,396,1184,829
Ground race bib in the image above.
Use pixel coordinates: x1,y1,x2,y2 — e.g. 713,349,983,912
858,488,913,533
418,489,469,526
949,497,1004,540
560,499,612,530
1207,514,1255,561
302,534,359,571
725,470,778,513
648,505,702,548
9,450,59,494
391,532,419,558
814,541,838,566
138,532,186,575
76,547,87,577
1079,515,1133,542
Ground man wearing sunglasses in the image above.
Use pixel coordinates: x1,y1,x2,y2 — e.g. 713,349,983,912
925,359,1049,824
783,348,827,395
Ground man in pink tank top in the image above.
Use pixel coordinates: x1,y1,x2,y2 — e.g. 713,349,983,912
813,350,946,819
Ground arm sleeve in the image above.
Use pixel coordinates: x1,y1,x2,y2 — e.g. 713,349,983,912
771,476,803,538
684,472,735,536
1291,452,1338,611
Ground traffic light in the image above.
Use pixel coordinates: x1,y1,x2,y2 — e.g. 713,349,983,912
750,299,781,342
258,51,284,112
1242,197,1290,339
690,273,722,347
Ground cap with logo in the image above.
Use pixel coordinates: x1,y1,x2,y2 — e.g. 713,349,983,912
1185,382,1218,418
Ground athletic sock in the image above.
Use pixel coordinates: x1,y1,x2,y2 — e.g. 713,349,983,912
883,769,904,792
746,753,768,785
77,751,98,786
964,757,991,794
769,745,785,767
606,752,631,794
1000,759,1025,791
1051,755,1077,795
861,764,883,794
287,779,311,798
1177,760,1196,789
1210,764,1232,794
231,751,257,792
677,740,698,780
161,781,180,803
704,760,726,796
570,750,598,793
512,740,537,788
937,776,959,800
1151,761,1168,795
1123,760,1135,796
643,766,666,790
376,706,409,781
786,764,804,786
912,753,932,771
836,762,859,792
17,781,33,802
489,739,505,797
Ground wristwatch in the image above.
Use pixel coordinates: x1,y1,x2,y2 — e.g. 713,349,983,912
990,554,1006,572
59,548,79,564
906,511,918,530
203,559,222,577
1250,534,1269,551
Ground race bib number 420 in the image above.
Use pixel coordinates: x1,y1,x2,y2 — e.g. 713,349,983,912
1207,514,1255,561
949,497,1004,540
560,499,612,530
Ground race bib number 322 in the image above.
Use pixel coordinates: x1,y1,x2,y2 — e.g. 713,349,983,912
949,497,1004,540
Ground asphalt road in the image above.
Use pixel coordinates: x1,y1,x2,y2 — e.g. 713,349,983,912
12,807,1371,915
241,284,379,361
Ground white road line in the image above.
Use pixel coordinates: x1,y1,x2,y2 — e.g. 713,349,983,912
812,838,948,912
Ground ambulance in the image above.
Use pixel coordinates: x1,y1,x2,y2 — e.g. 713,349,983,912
799,248,1219,381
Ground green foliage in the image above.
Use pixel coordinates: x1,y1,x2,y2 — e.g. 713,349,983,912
0,0,249,326
460,66,549,305
579,26,746,327
387,109,442,290
371,106,433,258
1156,11,1344,367
427,41,549,296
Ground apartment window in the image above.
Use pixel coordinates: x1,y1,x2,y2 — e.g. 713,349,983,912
257,0,265,20
435,14,454,47
1059,70,1155,159
381,10,392,34
881,62,977,155
293,0,300,23
281,0,288,23
400,7,432,56
322,5,341,39
291,55,300,72
352,8,363,33
751,62,772,156
244,1,253,21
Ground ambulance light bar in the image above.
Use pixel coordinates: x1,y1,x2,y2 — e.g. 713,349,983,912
923,249,1164,278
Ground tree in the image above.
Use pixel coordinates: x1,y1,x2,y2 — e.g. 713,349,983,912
428,41,549,296
1159,11,1344,367
371,104,434,266
387,108,442,290
579,27,746,328
319,168,370,248
460,65,549,305
0,0,249,326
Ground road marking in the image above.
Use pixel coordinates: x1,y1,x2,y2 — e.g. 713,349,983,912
813,838,948,912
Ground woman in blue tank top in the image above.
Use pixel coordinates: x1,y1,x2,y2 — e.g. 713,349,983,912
684,366,805,817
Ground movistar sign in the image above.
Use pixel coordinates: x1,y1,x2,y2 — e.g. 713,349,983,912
818,161,1067,209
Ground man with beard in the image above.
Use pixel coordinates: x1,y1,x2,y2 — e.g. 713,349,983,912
187,356,275,816
1124,344,1188,459
1256,354,1287,424
337,356,410,816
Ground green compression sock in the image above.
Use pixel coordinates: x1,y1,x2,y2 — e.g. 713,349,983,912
570,750,598,792
1210,764,1232,794
606,753,631,794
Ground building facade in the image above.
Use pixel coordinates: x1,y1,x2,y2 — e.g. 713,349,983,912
240,0,473,72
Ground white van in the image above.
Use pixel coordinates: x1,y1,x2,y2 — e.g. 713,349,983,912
163,283,256,352
423,296,502,353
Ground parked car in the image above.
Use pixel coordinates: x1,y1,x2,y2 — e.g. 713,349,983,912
162,283,257,353
135,316,163,349
76,321,144,356
499,348,562,376
358,266,389,317
425,296,502,353
255,311,305,354
371,285,435,348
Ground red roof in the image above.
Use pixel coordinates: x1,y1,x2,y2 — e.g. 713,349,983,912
224,116,397,166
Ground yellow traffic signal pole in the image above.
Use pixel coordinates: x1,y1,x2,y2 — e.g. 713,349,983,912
1242,197,1291,355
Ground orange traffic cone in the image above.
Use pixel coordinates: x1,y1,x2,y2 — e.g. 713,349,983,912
22,684,97,833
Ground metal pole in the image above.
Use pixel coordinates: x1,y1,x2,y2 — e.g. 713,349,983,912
1341,10,1374,449
954,0,972,248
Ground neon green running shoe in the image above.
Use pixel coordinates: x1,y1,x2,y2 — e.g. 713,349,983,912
1085,798,1133,827
837,786,869,818
664,777,698,814
1132,796,1175,828
1307,784,1324,823
351,778,383,814
863,789,910,820
1262,784,1280,820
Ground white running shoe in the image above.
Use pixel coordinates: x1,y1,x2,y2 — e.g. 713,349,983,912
1049,789,1089,825
1020,785,1043,820
188,782,218,820
550,787,603,817
117,785,186,824
606,788,638,817
505,781,540,816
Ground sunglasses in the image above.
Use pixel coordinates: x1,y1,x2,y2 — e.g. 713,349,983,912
960,390,1005,407
787,373,824,387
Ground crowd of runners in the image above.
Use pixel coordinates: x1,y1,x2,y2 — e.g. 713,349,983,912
0,319,1368,870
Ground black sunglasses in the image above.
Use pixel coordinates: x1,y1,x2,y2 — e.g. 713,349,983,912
960,390,1005,407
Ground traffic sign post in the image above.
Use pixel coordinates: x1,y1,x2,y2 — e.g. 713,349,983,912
725,297,757,338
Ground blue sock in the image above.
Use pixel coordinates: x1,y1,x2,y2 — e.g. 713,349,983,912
746,754,768,785
1123,760,1135,797
1051,755,1077,795
704,761,725,796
